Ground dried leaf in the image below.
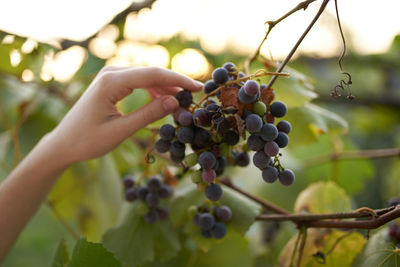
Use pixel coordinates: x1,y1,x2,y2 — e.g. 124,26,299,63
234,114,246,139
220,87,239,110
260,87,275,106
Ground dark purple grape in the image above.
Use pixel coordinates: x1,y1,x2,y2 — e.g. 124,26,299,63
205,183,223,201
193,109,211,126
247,134,265,151
204,80,218,94
212,67,229,84
201,228,212,238
146,192,160,207
270,101,287,117
154,139,170,153
242,110,253,120
125,188,137,202
202,169,216,183
260,123,278,141
388,223,400,240
223,130,240,145
178,111,193,126
215,156,227,176
170,141,185,157
193,127,211,148
137,186,149,201
157,207,169,220
222,62,236,72
235,152,250,167
199,213,215,230
173,107,186,123
245,114,263,133
159,124,175,141
177,126,194,143
243,80,260,96
387,198,400,208
170,153,185,163
210,222,227,239
238,86,257,104
274,132,289,148
215,206,232,222
122,175,134,188
206,103,220,112
176,90,193,108
262,166,279,183
159,185,173,198
264,141,279,157
276,120,292,134
147,176,162,191
253,150,271,169
198,151,216,169
144,209,159,223
278,169,295,186
214,117,231,134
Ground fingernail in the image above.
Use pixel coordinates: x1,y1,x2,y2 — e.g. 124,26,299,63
162,96,178,113
193,80,204,89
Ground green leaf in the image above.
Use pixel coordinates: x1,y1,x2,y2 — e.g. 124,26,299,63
51,239,70,267
353,228,400,267
294,181,351,214
285,103,348,145
68,239,122,267
102,203,181,267
279,229,366,267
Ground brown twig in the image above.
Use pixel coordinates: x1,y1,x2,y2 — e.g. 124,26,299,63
296,227,308,267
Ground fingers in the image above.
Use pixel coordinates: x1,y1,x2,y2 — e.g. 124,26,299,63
112,95,179,137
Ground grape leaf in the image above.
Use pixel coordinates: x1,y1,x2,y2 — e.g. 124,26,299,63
279,229,366,267
51,239,70,267
294,181,351,214
353,228,400,267
102,203,181,267
68,239,122,267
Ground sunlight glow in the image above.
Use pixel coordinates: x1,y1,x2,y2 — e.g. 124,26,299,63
22,69,34,82
10,49,21,67
171,48,210,79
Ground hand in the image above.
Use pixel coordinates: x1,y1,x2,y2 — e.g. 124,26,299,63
46,66,203,166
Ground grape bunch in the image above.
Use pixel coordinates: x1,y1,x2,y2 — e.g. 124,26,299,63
189,204,232,239
154,61,295,203
122,175,173,223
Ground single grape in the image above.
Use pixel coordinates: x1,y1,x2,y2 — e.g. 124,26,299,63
198,151,217,169
247,134,265,151
144,209,159,223
146,192,160,207
185,153,198,167
147,176,162,191
270,101,287,117
238,86,257,104
388,223,400,240
253,101,267,116
243,80,260,96
264,141,279,157
214,117,231,134
125,188,137,202
204,80,218,94
235,152,250,167
170,141,185,157
222,62,236,72
159,185,173,198
137,186,149,201
199,213,215,230
176,90,193,108
215,156,227,176
276,120,292,134
122,175,134,188
245,114,263,133
178,111,193,126
170,153,185,163
154,139,170,153
177,126,194,143
205,183,223,201
212,67,229,84
223,130,240,145
157,207,169,220
193,109,211,126
202,169,216,183
278,169,295,186
193,127,212,148
210,222,227,239
253,150,271,169
215,206,232,222
159,124,175,140
274,132,289,148
260,123,279,141
173,107,186,123
262,166,279,183
191,170,203,184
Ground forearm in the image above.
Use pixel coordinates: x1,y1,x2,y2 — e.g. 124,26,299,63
0,132,70,263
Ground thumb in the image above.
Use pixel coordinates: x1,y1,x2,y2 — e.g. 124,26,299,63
117,95,179,136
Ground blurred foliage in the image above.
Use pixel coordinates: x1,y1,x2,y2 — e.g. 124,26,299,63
0,5,400,266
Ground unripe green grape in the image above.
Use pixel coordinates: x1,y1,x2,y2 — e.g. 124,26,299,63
191,170,203,184
219,143,230,157
136,201,150,216
253,101,266,116
185,153,199,167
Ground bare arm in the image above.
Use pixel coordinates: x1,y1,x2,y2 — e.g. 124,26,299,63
0,66,203,262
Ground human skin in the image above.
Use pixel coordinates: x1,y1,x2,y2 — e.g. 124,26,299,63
0,66,203,263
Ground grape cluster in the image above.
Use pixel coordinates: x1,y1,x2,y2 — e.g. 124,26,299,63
154,62,295,203
122,175,173,223
189,204,232,239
